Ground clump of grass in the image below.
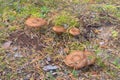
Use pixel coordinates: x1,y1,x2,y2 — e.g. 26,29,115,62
17,5,41,17
8,26,19,32
0,30,8,43
91,4,118,14
111,30,118,38
68,42,85,51
40,0,58,7
53,11,79,27
102,5,117,13
71,69,78,78
82,0,90,3
46,72,56,80
72,0,80,4
96,57,106,67
2,8,17,22
112,58,120,69
40,6,49,18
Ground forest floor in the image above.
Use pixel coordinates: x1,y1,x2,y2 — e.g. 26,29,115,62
0,0,120,80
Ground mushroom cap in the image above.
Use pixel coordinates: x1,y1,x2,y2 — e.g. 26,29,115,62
25,17,47,28
64,50,87,69
52,26,66,33
69,27,80,36
84,51,96,65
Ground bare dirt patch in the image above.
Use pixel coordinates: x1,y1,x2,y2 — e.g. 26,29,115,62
9,30,46,50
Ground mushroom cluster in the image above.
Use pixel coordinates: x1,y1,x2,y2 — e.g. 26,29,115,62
64,50,96,69
25,17,47,28
52,26,80,36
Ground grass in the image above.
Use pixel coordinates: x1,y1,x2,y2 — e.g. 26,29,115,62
71,69,79,78
40,6,49,18
91,4,120,19
111,30,118,38
112,58,120,69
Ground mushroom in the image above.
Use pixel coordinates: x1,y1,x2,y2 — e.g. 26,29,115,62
52,26,66,34
25,17,47,28
64,50,96,69
84,50,96,65
64,50,87,69
69,27,80,36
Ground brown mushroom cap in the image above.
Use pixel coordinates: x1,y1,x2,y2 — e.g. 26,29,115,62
25,17,47,28
84,51,96,65
64,50,87,69
52,26,66,33
69,27,80,36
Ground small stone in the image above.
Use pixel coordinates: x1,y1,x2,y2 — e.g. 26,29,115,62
23,78,29,80
43,65,58,71
99,42,105,45
26,74,31,79
46,56,51,62
14,52,23,58
12,47,18,51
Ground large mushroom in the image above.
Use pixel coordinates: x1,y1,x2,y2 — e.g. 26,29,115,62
25,17,47,28
84,50,96,65
69,27,80,36
64,50,96,69
52,26,66,34
64,50,87,69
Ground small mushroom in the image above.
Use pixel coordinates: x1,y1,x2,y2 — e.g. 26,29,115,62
64,50,87,69
25,17,47,28
69,27,80,36
84,50,96,65
52,26,66,34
